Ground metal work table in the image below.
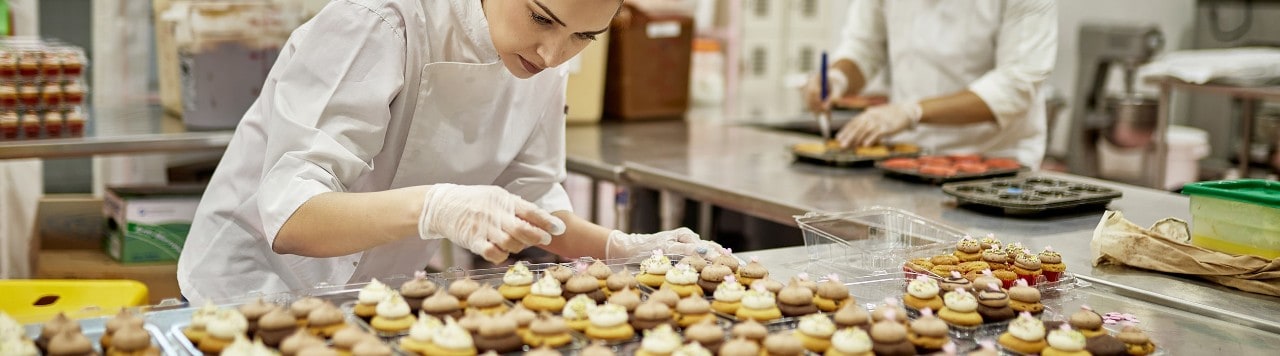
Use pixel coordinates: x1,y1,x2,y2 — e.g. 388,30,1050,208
0,105,233,159
1149,77,1280,184
564,119,1280,335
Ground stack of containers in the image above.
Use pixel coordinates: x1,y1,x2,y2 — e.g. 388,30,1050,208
0,38,89,140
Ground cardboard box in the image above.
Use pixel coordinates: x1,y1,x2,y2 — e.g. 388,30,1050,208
566,35,610,125
104,185,204,263
36,249,180,305
37,195,104,250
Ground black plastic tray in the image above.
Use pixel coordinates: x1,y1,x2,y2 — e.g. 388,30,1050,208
790,143,920,167
878,161,1024,184
942,177,1123,215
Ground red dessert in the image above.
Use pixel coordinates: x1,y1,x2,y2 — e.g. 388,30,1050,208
919,165,957,177
882,158,920,170
984,158,1021,170
955,162,989,174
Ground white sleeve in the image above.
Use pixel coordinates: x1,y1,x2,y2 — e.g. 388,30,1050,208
967,0,1057,128
831,0,888,83
256,0,406,244
493,72,573,214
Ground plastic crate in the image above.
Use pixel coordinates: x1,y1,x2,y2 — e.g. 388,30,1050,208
795,207,967,276
0,279,147,323
1183,179,1280,258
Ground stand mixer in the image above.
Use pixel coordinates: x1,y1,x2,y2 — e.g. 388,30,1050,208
1066,24,1165,181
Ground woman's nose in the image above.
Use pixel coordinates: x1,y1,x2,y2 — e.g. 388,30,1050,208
537,38,570,68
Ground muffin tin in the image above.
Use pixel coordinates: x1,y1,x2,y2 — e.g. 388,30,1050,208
942,177,1123,215
790,142,921,167
877,156,1026,184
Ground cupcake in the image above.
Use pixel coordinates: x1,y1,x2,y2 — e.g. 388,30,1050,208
906,309,949,354
198,309,248,354
794,313,836,353
1086,334,1129,356
1117,323,1156,355
605,267,639,294
398,313,442,355
221,336,273,356
929,254,960,267
736,285,782,322
522,274,568,313
580,341,617,356
937,288,982,327
332,325,378,354
675,296,713,327
1042,324,1090,356
586,260,613,290
1003,242,1026,261
777,279,819,317
1067,306,1105,338
1008,279,1044,314
675,342,713,356
833,303,871,331
371,292,416,333
306,303,346,338
607,286,642,314
696,263,732,295
423,290,464,320
940,271,973,294
105,324,158,356
679,255,709,272
631,300,675,331
649,287,681,309
526,345,565,356
448,277,481,308
958,261,993,275
711,249,740,273
794,273,819,293
931,264,961,278
507,304,538,335
635,324,682,356
731,319,768,344
523,312,573,348
181,304,215,344
660,263,702,298
424,318,477,356
564,274,607,303
237,298,275,335
467,285,509,316
903,275,944,312
982,247,1009,271
498,262,533,301
351,339,393,356
868,313,914,356
1,335,37,356
758,278,785,295
637,250,673,288
457,309,484,335
826,327,874,356
101,309,144,350
475,315,522,353
975,283,1017,322
684,318,725,353
737,256,769,286
1038,246,1066,282
968,340,1000,356
711,275,745,315
720,337,760,356
903,258,933,277
546,264,575,285
763,332,805,356
47,330,94,356
289,297,325,327
972,270,1002,291
280,329,326,356
585,303,634,341
563,294,597,332
1012,252,1043,286
998,312,1048,355
296,345,340,356
992,269,1019,289
814,274,852,312
355,279,392,321
870,299,908,325
953,237,983,262
978,234,1002,250
255,307,298,348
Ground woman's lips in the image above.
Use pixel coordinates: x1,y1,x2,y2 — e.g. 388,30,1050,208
518,55,544,75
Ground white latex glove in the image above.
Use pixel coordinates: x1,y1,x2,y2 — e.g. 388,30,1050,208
418,184,566,263
804,69,850,113
837,101,923,148
605,228,728,260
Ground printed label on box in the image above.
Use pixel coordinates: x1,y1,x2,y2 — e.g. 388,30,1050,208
646,21,681,39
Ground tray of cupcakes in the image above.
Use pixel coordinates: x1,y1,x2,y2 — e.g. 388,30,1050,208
903,235,1086,298
10,309,177,356
994,306,1163,356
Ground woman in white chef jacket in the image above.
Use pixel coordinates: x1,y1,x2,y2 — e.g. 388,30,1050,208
177,0,718,303
806,0,1058,167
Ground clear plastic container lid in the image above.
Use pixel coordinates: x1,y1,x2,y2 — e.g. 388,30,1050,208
795,207,966,277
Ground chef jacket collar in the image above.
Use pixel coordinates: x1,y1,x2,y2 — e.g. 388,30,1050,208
451,0,501,63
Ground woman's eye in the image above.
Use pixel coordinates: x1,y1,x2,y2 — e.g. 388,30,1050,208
530,12,553,26
576,33,598,41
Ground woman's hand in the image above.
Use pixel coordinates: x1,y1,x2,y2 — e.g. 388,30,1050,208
836,102,922,147
418,184,565,263
605,228,727,260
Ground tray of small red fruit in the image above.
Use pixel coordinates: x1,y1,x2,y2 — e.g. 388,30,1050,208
877,154,1025,184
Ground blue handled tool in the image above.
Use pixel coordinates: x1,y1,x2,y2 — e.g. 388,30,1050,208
818,51,832,141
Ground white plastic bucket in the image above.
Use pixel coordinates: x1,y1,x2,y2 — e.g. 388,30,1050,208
1164,125,1210,190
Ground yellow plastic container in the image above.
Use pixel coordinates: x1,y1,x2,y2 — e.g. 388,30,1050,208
1183,179,1280,259
0,279,149,323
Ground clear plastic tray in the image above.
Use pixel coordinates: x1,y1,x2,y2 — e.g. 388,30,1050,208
796,207,966,276
23,319,177,356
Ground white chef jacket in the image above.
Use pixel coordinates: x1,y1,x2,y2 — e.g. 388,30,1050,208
834,0,1057,167
177,0,573,304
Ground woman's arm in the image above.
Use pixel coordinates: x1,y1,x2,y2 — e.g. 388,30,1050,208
918,91,997,125
273,186,426,257
541,211,611,259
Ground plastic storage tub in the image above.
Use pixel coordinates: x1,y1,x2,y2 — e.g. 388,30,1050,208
0,279,148,323
795,207,968,276
1182,179,1280,258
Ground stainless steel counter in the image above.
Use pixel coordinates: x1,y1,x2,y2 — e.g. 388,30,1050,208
565,120,1280,334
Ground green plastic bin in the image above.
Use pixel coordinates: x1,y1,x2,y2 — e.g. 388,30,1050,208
1182,179,1280,258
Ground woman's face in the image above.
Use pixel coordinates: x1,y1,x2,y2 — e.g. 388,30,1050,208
484,0,619,79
